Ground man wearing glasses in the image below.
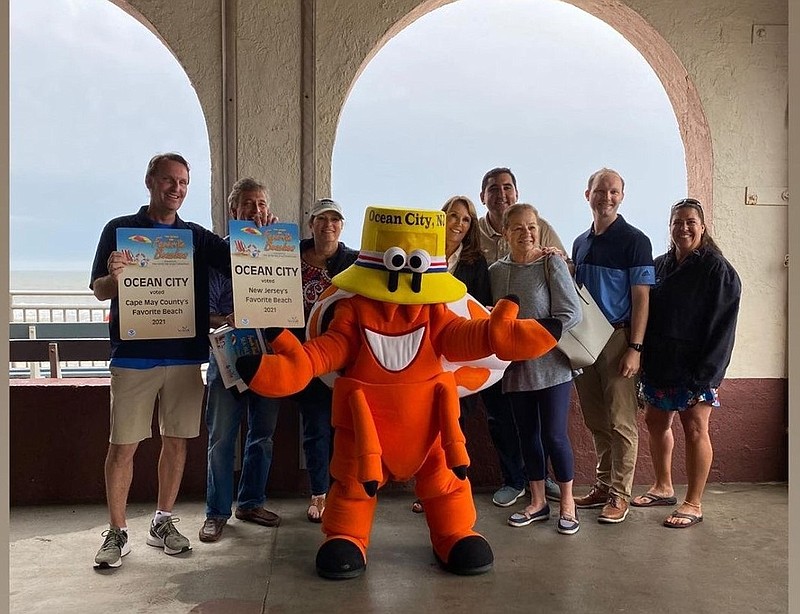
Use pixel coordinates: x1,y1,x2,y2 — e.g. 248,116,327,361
571,167,655,524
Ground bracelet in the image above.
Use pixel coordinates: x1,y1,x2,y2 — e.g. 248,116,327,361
628,342,643,352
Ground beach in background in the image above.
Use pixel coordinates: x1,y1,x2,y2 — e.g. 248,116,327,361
11,270,90,292
9,270,108,323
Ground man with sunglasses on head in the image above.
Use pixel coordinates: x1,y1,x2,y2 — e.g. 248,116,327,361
571,167,655,524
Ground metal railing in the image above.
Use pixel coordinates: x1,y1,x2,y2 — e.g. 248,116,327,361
9,290,112,378
9,290,110,324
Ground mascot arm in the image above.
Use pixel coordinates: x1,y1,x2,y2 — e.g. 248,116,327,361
435,380,469,478
488,296,561,360
347,387,384,496
437,296,561,362
238,330,315,397
239,312,357,397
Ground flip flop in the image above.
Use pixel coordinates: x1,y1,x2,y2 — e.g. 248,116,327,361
307,495,325,523
663,510,703,528
631,492,678,507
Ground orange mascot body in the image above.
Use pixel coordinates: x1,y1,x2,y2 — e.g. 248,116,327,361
237,206,560,579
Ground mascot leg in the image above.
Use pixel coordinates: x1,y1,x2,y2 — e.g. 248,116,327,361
316,430,382,580
416,445,493,575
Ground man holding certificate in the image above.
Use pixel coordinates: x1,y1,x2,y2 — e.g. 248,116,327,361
199,178,282,543
91,153,230,569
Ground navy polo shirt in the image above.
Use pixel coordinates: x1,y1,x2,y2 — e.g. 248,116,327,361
571,215,655,325
90,205,230,364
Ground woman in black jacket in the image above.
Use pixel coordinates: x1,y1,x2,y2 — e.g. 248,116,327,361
296,198,358,523
631,198,741,528
441,195,491,305
409,195,491,514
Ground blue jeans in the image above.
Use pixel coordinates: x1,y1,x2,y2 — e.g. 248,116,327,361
205,356,280,518
296,378,333,496
480,381,526,491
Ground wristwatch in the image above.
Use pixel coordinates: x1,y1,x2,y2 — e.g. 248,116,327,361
628,343,643,352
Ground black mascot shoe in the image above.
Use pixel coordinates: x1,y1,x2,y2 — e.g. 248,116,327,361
434,535,494,576
316,538,366,580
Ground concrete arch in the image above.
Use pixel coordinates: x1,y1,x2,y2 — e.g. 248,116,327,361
329,0,713,221
104,0,223,229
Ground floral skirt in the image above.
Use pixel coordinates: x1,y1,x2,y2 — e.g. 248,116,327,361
638,380,719,412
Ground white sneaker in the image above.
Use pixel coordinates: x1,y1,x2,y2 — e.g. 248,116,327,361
94,527,130,568
146,517,191,555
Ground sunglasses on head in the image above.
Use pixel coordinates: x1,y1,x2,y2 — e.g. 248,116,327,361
672,198,703,211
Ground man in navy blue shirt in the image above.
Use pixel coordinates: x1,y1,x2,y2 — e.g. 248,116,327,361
91,153,229,569
571,168,654,524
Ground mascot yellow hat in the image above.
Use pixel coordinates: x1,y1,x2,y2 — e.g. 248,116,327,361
332,206,467,305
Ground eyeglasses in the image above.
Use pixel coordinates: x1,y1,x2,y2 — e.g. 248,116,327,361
672,198,703,211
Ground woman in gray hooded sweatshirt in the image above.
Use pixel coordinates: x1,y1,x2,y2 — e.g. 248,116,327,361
489,203,583,535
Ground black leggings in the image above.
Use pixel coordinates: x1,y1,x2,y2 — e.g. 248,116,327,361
508,381,575,483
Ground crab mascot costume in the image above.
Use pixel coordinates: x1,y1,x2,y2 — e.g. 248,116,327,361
237,206,561,579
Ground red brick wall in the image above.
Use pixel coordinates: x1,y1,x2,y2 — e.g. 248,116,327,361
9,378,787,505
462,378,788,488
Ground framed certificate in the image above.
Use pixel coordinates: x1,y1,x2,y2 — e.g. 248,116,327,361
229,221,304,328
116,228,195,339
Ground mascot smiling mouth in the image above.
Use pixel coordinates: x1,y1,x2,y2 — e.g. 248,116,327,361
363,325,425,372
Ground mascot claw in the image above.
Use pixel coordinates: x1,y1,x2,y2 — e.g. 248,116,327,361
363,480,379,497
235,354,262,386
535,317,563,341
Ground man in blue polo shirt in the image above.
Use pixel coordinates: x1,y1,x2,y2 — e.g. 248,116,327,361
91,153,230,569
571,167,654,524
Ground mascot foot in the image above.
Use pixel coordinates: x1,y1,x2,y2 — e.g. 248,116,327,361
434,535,494,576
316,539,366,580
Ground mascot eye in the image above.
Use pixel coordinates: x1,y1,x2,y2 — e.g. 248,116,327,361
383,246,407,271
407,249,431,273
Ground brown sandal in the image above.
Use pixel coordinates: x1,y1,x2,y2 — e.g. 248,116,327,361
307,494,326,523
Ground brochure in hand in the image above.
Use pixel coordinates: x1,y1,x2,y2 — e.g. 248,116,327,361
208,324,266,392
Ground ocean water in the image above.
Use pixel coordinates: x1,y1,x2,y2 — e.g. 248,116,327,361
10,270,91,292
9,270,105,323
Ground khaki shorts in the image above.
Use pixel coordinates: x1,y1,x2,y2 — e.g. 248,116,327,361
109,364,205,444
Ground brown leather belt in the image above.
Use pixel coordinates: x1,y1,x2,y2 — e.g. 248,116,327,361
611,321,629,330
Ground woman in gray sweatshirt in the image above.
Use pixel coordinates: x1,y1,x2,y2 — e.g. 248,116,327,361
489,203,583,535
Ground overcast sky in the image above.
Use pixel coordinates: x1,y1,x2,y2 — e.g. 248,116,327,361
10,0,685,273
332,0,686,251
10,0,211,271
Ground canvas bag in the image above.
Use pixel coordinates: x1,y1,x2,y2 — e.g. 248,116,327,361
543,255,614,369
